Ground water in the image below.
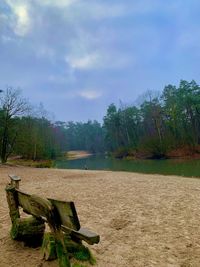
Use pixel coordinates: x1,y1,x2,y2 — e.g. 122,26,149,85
55,155,200,178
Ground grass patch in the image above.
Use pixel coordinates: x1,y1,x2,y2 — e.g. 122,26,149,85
7,159,54,168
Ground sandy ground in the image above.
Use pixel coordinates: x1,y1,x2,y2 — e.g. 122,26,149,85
1,166,200,267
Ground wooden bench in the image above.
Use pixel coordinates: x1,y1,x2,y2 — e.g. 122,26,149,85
5,174,100,267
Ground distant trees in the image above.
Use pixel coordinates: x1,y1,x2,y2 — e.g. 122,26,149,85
103,80,200,158
14,117,63,160
64,120,105,153
161,80,200,147
0,87,105,164
1,80,199,163
0,87,66,163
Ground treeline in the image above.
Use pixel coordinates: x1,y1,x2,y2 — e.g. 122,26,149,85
55,121,105,153
103,80,200,158
0,88,67,163
1,80,200,163
0,88,105,163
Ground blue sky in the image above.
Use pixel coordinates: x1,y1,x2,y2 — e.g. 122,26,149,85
0,0,200,122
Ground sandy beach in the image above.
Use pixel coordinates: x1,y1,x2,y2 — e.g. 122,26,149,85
1,165,200,267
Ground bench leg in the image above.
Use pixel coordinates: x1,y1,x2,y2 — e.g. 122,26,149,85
42,233,57,260
54,230,71,267
42,232,96,266
42,230,71,266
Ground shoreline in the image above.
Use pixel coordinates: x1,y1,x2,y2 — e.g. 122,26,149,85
67,150,93,160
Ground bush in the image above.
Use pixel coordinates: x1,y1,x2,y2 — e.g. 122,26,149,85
113,147,129,159
141,137,170,159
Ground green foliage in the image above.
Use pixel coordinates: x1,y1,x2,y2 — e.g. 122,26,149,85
103,80,200,158
14,117,63,160
68,244,96,264
140,137,169,159
1,80,200,162
64,120,105,153
113,147,130,159
0,87,29,163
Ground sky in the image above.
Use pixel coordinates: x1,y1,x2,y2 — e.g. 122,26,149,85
0,0,200,122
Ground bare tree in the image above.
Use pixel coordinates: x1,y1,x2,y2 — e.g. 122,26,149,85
0,87,29,163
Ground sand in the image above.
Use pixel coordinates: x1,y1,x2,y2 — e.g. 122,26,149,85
1,165,200,267
67,151,93,160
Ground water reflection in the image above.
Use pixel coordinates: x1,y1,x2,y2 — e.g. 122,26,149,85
55,155,200,178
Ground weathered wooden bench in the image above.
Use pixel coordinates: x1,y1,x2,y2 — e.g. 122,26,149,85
5,174,100,267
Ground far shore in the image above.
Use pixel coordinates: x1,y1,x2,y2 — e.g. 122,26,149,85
1,166,200,266
67,150,93,160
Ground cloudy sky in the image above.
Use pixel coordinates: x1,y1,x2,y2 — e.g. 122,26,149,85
0,0,200,122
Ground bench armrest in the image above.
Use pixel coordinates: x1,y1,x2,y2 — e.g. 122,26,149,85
61,225,100,245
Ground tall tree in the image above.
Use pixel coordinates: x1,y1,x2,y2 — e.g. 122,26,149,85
0,87,29,163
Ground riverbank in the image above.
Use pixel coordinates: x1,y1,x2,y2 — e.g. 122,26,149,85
1,166,200,266
6,151,92,167
7,158,54,168
113,145,200,160
67,150,93,160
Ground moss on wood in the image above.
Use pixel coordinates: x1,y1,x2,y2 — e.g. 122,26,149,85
42,233,96,266
42,233,57,260
56,239,71,267
10,216,45,247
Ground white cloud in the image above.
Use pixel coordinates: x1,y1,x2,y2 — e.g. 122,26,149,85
65,30,132,71
13,4,30,36
66,52,101,70
66,49,132,71
78,90,102,100
4,0,31,36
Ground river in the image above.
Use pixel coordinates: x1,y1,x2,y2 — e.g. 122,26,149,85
55,155,200,178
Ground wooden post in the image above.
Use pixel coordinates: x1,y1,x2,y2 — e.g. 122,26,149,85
5,175,21,223
5,184,20,223
9,174,21,189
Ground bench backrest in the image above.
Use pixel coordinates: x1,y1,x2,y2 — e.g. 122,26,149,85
48,198,80,231
16,189,80,231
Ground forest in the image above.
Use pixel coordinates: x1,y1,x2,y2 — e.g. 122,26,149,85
0,79,200,164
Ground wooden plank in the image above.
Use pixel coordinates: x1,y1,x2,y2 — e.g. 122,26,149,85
17,190,54,220
29,195,54,221
17,190,32,214
48,199,80,231
61,226,100,245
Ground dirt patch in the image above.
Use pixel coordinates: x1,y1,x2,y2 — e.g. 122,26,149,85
1,166,200,266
